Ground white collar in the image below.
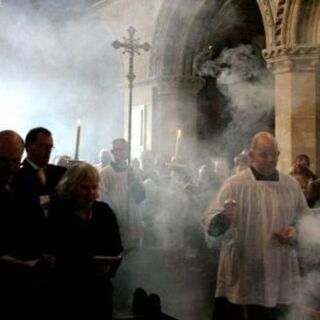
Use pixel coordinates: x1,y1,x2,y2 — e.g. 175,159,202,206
26,158,42,171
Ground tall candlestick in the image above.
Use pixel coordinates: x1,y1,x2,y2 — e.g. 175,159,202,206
175,129,182,157
74,120,81,161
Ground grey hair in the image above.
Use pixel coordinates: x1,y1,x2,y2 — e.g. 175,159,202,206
57,162,100,199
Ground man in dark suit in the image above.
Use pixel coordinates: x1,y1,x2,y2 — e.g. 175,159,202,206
12,127,66,260
11,127,66,319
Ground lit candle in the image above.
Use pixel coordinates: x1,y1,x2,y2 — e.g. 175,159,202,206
175,129,182,157
74,120,81,160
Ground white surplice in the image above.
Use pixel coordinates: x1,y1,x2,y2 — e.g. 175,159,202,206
99,165,143,246
209,168,310,307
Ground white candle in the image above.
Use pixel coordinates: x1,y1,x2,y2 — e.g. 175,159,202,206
74,120,81,160
175,129,182,157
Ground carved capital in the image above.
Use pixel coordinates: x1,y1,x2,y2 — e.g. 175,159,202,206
263,44,320,73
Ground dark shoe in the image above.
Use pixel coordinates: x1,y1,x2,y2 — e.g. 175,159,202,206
132,287,148,316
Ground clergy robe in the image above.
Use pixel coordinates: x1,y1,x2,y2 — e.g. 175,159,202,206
99,163,145,246
208,168,310,307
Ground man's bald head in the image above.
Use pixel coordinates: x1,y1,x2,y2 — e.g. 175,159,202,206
0,130,24,185
250,132,278,151
249,132,280,176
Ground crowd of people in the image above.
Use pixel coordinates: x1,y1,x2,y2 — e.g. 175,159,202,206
0,126,319,320
0,128,122,320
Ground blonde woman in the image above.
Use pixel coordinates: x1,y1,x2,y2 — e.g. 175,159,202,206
48,162,122,320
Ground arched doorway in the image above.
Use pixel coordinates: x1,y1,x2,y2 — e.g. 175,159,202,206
183,0,274,164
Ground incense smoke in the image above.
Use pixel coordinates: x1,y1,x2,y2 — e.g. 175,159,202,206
0,2,278,320
197,43,274,160
0,1,123,163
298,210,320,317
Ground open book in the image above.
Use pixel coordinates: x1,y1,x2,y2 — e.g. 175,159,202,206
93,246,136,262
0,255,40,268
93,254,122,262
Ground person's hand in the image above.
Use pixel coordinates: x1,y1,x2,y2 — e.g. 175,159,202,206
274,226,297,244
223,199,237,221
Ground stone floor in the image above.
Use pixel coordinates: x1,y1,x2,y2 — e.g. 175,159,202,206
112,246,219,320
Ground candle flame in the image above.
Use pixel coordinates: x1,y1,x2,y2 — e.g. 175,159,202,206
76,119,81,127
177,129,182,139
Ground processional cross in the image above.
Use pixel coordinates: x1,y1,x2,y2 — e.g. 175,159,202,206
112,26,151,163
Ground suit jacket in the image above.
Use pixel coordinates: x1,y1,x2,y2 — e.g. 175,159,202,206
11,159,66,259
0,185,18,256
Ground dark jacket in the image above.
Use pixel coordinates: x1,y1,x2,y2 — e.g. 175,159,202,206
47,199,123,284
11,159,66,259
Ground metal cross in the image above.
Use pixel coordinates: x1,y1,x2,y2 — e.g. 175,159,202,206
112,26,151,164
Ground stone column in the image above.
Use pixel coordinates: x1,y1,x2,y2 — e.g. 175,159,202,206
264,45,320,174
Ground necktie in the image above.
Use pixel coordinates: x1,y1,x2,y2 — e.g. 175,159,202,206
37,168,46,185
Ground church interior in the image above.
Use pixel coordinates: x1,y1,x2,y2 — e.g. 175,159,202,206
0,0,320,319
1,0,319,173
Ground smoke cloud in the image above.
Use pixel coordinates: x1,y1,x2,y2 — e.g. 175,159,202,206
0,2,280,320
298,211,320,267
0,1,123,163
198,43,274,160
297,210,320,318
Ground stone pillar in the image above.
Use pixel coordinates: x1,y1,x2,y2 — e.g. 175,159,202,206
265,46,320,174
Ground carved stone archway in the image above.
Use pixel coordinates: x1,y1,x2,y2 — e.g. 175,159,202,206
148,0,205,157
150,0,269,162
257,0,320,173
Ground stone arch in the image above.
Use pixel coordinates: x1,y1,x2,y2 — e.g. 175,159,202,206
180,0,270,159
151,0,267,79
278,0,320,46
149,0,206,78
257,0,320,49
182,0,266,76
149,0,272,160
257,0,320,173
256,0,276,47
294,0,320,44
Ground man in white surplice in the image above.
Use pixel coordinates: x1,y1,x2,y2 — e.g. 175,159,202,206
206,132,310,320
99,138,145,247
